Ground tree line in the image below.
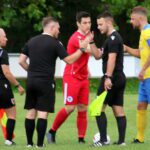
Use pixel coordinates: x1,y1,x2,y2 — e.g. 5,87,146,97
0,0,149,52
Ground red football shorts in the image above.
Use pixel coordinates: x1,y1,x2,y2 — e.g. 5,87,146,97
63,75,89,105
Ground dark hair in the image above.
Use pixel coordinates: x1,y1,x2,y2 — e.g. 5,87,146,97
97,11,113,20
132,6,148,16
42,16,58,28
76,11,91,23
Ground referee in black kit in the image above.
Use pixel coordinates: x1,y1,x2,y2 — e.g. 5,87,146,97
93,12,127,146
0,28,24,145
19,16,88,148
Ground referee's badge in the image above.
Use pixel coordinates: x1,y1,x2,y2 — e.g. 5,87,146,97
67,96,73,103
52,83,55,89
111,35,115,40
4,84,8,88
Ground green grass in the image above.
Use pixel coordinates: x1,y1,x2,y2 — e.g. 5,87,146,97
15,78,139,94
1,92,150,150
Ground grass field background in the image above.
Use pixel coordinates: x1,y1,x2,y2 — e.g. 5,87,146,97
1,79,150,149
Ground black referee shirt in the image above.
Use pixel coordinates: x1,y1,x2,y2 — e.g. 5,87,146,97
102,31,124,74
22,34,68,80
0,48,9,80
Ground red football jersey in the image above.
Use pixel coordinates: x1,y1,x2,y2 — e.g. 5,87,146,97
63,31,90,80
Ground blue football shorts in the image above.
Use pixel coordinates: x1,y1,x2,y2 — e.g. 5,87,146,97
138,78,150,103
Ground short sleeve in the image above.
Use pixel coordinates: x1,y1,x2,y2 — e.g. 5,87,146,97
144,30,150,47
1,50,9,65
108,35,120,53
21,43,29,56
55,41,68,59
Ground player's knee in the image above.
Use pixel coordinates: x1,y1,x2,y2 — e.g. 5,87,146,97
26,109,37,119
112,106,125,116
7,115,16,120
65,106,75,114
77,104,87,111
137,102,148,110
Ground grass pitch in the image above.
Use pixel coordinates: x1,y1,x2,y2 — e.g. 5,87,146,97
0,92,150,150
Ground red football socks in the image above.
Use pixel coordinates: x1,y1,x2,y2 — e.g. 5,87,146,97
77,111,87,138
51,108,69,131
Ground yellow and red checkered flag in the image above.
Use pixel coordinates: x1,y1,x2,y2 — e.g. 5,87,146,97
0,109,15,139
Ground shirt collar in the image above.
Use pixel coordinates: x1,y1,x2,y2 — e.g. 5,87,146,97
143,24,150,30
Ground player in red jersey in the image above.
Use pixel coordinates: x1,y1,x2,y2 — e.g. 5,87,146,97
47,11,101,143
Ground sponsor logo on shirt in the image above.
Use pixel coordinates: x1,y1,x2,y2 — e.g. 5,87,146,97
67,96,73,103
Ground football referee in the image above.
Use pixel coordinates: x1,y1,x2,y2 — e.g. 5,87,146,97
19,16,88,148
93,12,127,146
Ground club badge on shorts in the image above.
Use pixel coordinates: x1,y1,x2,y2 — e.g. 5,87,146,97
11,98,15,105
67,96,73,103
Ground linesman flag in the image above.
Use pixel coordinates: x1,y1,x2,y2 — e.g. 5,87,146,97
89,91,107,117
0,109,15,139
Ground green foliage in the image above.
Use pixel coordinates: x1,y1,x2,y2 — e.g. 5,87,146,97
0,0,62,51
0,0,150,52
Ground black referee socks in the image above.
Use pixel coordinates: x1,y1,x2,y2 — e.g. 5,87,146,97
6,119,16,141
36,118,47,147
25,118,35,145
96,112,107,142
116,116,127,144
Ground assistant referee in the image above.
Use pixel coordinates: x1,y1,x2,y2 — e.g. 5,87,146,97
94,12,126,147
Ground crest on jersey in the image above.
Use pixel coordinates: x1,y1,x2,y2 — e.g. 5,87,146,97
111,35,115,40
4,84,8,88
0,49,3,57
52,83,55,89
77,36,82,40
67,96,73,102
59,41,63,46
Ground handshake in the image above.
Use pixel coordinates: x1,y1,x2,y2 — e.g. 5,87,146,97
79,31,95,53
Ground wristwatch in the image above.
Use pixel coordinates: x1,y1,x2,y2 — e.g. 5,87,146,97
89,41,95,44
104,74,112,80
80,47,85,52
15,83,20,88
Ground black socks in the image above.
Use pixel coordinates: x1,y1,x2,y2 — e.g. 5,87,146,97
6,119,16,141
96,112,107,142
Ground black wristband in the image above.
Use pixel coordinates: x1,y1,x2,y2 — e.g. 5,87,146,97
80,47,85,52
15,84,20,88
89,41,95,44
104,74,112,80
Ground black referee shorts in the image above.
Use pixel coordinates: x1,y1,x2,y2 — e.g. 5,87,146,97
24,78,56,113
0,80,15,108
97,72,126,107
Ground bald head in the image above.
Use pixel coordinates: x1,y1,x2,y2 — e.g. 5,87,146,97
0,28,5,35
0,28,7,47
